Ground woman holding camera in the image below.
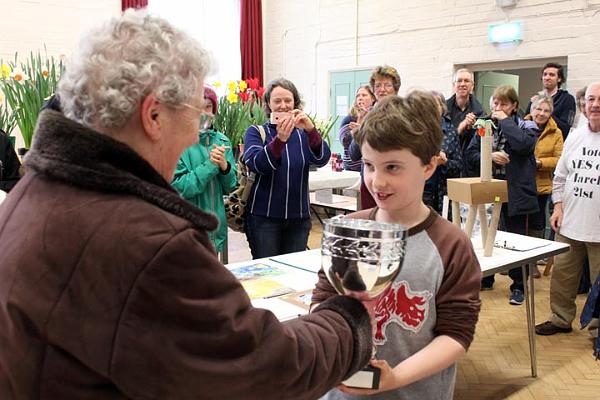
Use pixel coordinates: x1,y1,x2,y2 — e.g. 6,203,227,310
242,78,331,259
172,86,237,257
465,85,539,303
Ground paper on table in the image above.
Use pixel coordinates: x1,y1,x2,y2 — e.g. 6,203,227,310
252,298,308,321
493,231,551,252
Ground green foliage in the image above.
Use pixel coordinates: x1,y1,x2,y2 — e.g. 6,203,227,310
0,51,64,148
0,98,15,135
307,113,339,145
213,98,267,149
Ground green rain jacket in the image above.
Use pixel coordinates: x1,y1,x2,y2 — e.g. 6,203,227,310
172,129,237,252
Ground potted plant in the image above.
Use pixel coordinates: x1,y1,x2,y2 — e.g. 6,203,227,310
212,78,267,157
0,51,64,152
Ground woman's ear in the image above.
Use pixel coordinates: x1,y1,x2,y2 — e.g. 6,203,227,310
140,94,163,142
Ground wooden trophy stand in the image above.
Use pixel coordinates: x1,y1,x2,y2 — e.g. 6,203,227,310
447,177,507,256
447,125,508,257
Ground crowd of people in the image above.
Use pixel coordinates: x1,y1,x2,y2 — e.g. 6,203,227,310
0,7,599,399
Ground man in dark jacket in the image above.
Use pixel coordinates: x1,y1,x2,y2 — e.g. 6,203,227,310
0,10,372,400
446,68,485,159
0,129,21,192
525,62,576,139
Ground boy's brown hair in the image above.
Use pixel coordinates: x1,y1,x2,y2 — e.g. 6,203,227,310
355,91,443,166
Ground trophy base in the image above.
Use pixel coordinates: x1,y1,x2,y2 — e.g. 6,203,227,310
342,366,380,389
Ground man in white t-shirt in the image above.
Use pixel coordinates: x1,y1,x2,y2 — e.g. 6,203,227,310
536,82,600,335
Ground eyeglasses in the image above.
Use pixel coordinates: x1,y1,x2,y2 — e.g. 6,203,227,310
374,83,394,90
181,103,204,113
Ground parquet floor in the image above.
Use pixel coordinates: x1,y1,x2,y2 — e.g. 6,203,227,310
226,215,600,400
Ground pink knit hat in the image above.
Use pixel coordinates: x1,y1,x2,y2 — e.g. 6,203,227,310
203,86,218,114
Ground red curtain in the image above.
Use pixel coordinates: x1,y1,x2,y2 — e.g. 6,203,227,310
122,0,148,11
240,0,263,86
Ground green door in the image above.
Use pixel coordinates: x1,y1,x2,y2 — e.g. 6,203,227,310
475,71,520,114
329,69,372,154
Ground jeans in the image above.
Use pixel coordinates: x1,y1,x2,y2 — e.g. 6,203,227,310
245,214,312,259
529,194,549,233
481,203,530,292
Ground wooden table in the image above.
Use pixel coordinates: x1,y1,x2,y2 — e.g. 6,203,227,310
309,192,357,224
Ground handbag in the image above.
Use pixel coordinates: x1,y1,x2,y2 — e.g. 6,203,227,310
224,125,266,233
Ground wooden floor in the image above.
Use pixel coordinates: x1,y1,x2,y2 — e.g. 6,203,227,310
226,215,600,400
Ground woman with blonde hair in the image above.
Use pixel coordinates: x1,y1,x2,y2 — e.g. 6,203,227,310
525,94,564,277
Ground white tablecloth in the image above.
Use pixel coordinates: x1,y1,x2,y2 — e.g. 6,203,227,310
308,167,360,191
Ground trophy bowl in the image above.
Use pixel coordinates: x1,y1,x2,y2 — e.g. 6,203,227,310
321,218,408,299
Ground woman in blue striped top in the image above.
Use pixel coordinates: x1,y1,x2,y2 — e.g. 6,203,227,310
243,78,331,259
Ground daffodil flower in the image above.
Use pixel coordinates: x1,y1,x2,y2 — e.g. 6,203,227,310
238,80,247,92
213,81,222,89
226,92,238,104
10,69,27,82
227,80,237,92
1,64,11,79
41,68,49,78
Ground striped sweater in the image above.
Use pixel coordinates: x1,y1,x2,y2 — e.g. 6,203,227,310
243,122,331,219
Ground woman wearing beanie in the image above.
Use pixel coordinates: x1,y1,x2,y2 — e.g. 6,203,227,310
172,86,237,258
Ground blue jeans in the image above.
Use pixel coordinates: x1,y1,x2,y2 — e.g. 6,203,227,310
245,214,312,259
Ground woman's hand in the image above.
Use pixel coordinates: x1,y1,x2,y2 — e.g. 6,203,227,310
291,109,315,131
491,110,509,121
437,151,448,165
209,145,228,171
348,121,360,133
276,114,295,142
337,359,396,396
491,151,510,165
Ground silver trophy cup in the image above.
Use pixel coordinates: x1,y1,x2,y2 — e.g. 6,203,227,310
321,217,408,389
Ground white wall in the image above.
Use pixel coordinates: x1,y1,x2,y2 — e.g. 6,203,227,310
263,0,600,116
1,0,121,147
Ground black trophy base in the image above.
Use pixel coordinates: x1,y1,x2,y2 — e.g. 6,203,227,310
342,365,381,389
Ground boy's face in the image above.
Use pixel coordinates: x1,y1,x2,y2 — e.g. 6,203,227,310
361,142,436,213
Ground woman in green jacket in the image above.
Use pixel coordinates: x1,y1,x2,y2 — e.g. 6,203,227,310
172,86,237,254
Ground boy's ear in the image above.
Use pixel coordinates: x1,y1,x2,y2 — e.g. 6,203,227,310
423,155,438,180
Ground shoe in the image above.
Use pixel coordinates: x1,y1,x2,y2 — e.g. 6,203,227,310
509,289,524,305
535,321,572,335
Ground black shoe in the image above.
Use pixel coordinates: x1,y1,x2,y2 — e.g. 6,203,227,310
535,321,572,336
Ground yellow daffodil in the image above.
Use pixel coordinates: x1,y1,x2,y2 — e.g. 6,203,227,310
1,63,11,79
238,80,248,92
212,80,222,88
227,80,237,92
226,92,238,104
41,68,49,78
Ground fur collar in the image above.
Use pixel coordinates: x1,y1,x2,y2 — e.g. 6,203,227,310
25,110,218,232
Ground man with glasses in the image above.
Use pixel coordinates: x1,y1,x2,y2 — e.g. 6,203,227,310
446,68,485,162
536,82,600,336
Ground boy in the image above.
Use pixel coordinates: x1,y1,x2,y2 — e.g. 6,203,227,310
312,92,482,399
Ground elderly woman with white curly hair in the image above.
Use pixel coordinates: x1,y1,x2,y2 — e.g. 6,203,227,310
0,10,372,400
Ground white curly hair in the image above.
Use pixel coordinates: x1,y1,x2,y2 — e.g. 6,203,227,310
58,9,211,131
